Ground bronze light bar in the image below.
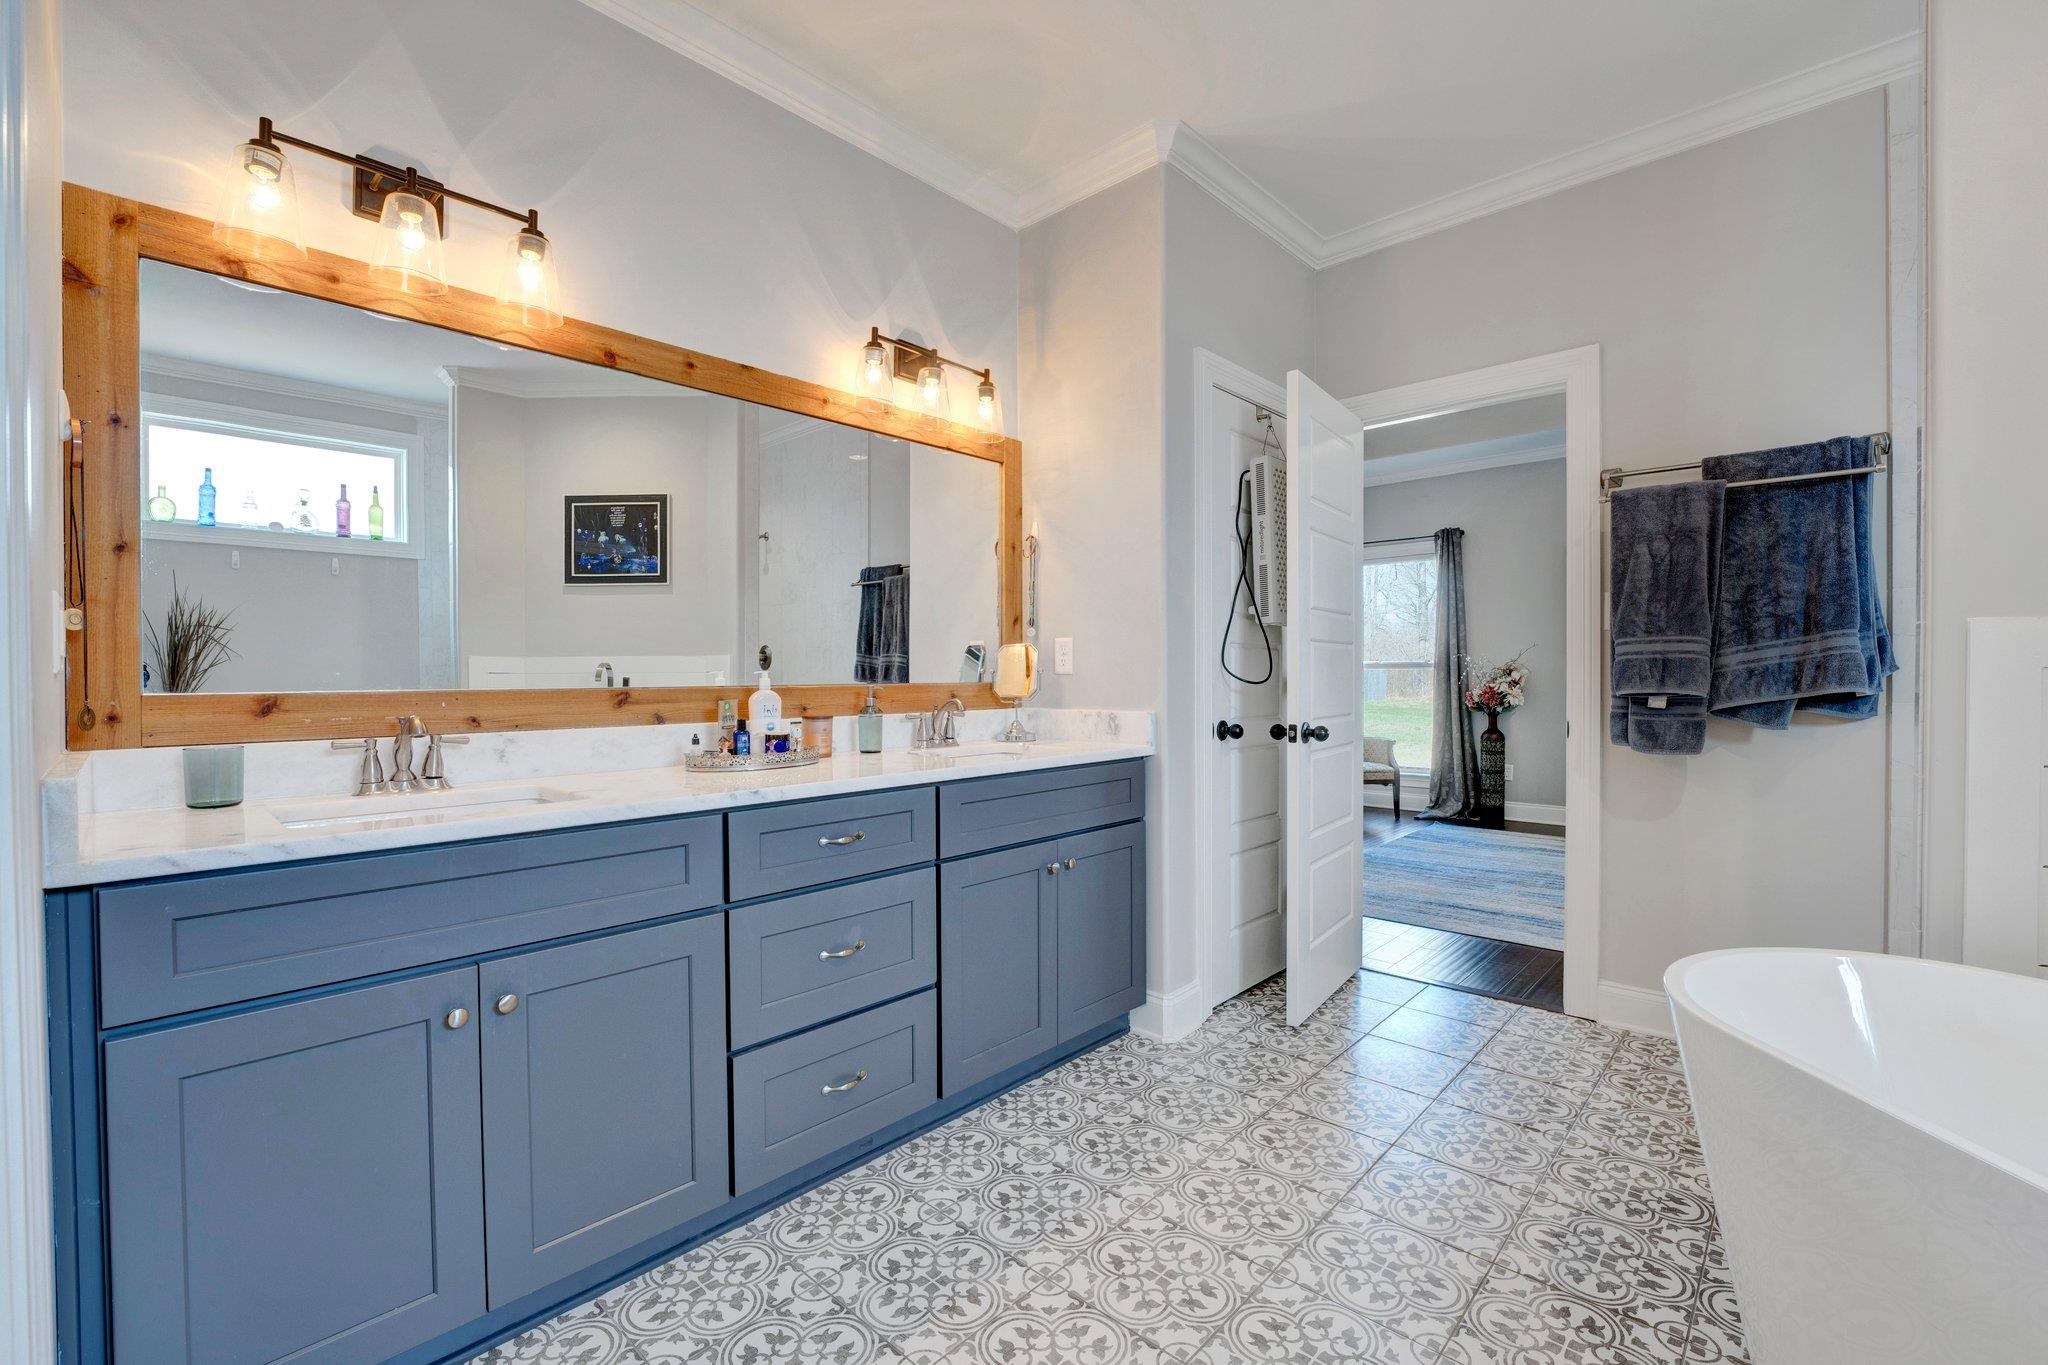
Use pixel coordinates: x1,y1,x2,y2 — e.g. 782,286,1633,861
248,115,540,238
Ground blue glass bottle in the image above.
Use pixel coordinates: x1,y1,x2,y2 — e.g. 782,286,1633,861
196,467,217,528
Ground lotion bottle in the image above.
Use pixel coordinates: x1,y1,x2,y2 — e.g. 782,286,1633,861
856,685,883,754
748,672,782,734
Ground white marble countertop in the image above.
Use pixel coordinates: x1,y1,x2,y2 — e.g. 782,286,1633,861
44,737,1152,888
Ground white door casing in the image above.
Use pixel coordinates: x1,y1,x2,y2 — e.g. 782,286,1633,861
1283,370,1367,1027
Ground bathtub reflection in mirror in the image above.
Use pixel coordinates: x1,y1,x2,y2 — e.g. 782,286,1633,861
135,259,1002,695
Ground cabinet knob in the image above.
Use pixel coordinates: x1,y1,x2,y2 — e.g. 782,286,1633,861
444,1007,471,1030
1046,861,1061,876
821,1068,869,1096
494,994,519,1016
1063,857,1077,871
818,939,867,961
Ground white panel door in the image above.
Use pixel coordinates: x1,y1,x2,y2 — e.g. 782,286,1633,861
1283,370,1365,1027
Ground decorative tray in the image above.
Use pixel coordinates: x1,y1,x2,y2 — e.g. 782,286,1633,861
684,748,824,773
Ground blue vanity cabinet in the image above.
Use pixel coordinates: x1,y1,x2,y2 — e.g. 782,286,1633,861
102,967,486,1365
939,840,1060,1095
1054,822,1148,1042
479,916,729,1306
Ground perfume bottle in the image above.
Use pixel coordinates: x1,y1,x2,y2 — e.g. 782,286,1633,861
239,489,260,525
291,487,315,531
367,486,385,541
335,484,352,538
196,468,217,527
146,485,175,522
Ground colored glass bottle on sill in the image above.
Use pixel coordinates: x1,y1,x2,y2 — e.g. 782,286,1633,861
196,468,217,527
335,484,351,538
367,485,384,541
146,486,175,522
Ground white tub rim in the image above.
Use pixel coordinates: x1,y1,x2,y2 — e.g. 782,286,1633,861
1665,946,2048,1197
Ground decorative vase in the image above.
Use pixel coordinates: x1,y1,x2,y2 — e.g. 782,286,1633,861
1476,711,1507,830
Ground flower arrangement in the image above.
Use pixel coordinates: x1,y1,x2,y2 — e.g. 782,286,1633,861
1463,648,1531,716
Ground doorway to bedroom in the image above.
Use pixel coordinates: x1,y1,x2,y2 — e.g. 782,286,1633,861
1357,393,1569,1011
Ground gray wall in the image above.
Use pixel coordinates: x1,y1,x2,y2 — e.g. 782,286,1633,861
1314,93,1891,995
1359,460,1567,807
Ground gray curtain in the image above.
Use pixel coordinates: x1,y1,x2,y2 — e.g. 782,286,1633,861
1420,527,1478,821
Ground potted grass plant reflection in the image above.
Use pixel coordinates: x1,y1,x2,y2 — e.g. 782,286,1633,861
145,578,244,807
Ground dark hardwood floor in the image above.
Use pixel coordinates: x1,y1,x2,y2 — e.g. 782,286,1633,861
1362,809,1565,1013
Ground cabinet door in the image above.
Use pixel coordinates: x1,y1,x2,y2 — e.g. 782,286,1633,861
480,916,730,1306
1056,823,1148,1041
104,968,484,1365
939,840,1058,1095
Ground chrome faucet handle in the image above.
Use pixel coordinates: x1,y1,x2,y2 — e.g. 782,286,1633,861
388,717,423,793
910,714,932,749
330,737,386,796
419,732,470,789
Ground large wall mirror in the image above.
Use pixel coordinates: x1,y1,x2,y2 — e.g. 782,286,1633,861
63,185,1022,749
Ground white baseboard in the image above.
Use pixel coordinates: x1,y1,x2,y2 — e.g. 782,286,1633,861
1360,790,1566,829
1597,980,1674,1037
1130,980,1208,1042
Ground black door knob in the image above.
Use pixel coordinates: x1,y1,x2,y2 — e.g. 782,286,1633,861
1215,720,1244,741
1305,724,1331,742
1270,723,1296,742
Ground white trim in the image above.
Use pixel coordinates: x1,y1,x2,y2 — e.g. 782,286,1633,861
1959,617,2048,978
1129,979,1208,1044
1158,125,1323,267
1359,789,1565,830
142,354,446,423
1315,33,1923,265
140,521,424,562
1597,980,1674,1037
1016,122,1173,230
435,363,675,402
1363,432,1565,488
1345,346,1604,1020
1189,350,1288,1019
576,0,1019,225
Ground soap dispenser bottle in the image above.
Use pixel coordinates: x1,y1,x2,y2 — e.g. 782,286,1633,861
748,672,782,735
856,685,883,754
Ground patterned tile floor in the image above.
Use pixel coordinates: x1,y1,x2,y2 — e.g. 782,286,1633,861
474,971,1744,1364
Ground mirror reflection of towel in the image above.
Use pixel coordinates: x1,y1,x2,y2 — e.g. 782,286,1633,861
856,564,908,684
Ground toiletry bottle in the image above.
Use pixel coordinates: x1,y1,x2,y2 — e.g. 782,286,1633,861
146,486,175,522
734,717,751,756
717,698,738,754
856,685,883,754
335,484,351,538
748,672,782,735
238,489,260,525
367,485,385,540
197,468,217,527
805,716,833,756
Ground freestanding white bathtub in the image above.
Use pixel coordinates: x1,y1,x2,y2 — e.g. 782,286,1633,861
1666,949,2048,1365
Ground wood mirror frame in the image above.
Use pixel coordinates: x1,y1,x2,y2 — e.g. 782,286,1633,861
60,182,1023,751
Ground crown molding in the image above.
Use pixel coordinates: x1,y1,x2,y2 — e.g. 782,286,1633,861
1316,31,1922,266
1161,124,1323,267
1015,121,1171,229
437,363,685,400
1362,430,1566,487
141,353,447,422
576,0,1019,225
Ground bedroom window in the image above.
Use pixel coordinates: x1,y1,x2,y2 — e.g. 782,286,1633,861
1362,555,1438,771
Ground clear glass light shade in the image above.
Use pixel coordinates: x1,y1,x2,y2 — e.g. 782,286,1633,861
370,191,448,295
916,362,949,420
497,228,562,328
975,377,1003,437
857,339,893,402
213,141,305,260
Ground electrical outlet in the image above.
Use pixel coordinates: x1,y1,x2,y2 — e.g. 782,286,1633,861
1053,636,1074,674
1504,764,1515,781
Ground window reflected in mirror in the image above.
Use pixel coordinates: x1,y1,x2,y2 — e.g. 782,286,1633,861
136,260,1002,695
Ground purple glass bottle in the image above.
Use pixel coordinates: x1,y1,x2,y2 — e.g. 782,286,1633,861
335,483,352,538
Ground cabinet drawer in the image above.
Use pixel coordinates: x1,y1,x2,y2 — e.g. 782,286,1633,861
937,760,1145,858
726,788,935,901
728,868,937,1048
97,815,722,1027
731,991,937,1193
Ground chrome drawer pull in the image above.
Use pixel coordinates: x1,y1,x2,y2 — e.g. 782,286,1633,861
818,830,867,847
818,939,867,961
821,1069,869,1095
1063,857,1078,871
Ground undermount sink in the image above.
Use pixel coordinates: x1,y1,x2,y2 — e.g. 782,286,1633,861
909,745,1034,765
272,784,579,831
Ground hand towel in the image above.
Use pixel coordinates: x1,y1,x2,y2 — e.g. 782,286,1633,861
1609,481,1725,756
855,564,909,684
1705,436,1895,727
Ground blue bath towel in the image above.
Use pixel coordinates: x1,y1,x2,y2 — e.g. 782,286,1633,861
1705,436,1894,727
1609,480,1725,755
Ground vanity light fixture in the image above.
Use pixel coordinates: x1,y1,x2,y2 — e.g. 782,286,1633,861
854,326,1003,437
213,117,566,326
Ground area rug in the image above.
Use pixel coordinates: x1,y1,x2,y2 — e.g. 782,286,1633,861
1363,822,1565,950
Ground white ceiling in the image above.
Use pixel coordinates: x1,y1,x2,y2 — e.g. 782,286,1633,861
583,0,1919,265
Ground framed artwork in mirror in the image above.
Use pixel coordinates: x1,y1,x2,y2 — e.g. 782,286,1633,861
564,494,668,584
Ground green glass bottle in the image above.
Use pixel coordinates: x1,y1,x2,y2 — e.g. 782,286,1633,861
367,485,385,541
146,485,175,522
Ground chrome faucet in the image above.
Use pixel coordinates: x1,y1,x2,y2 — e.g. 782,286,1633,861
330,736,387,795
388,716,424,793
921,697,966,748
419,728,469,790
593,661,615,688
